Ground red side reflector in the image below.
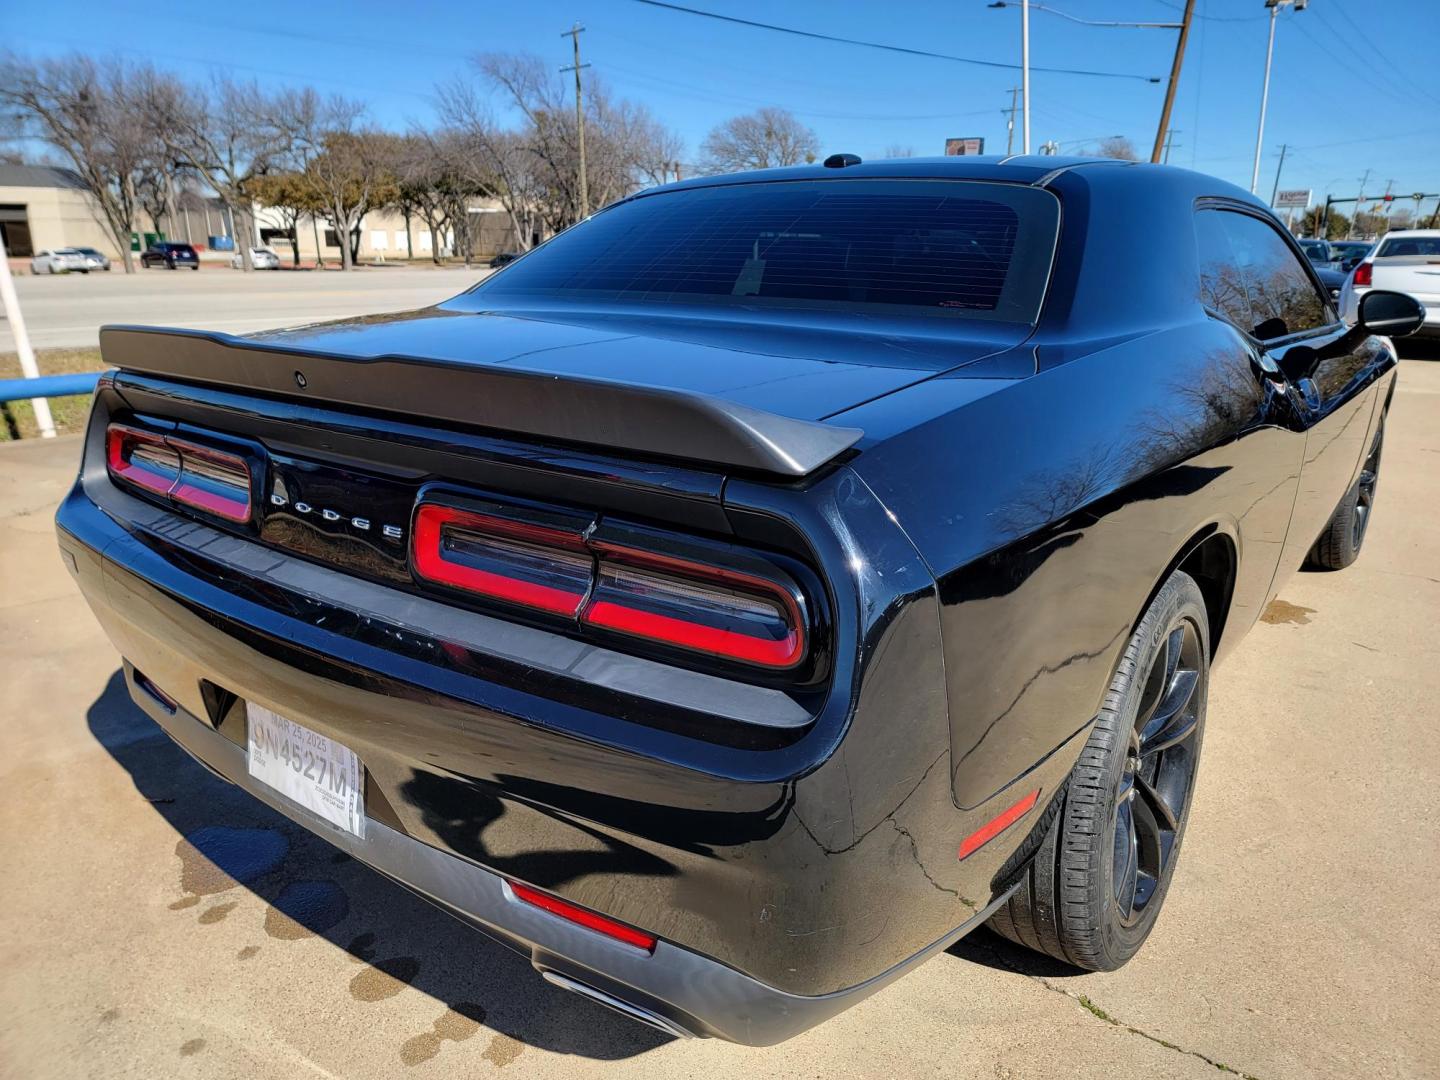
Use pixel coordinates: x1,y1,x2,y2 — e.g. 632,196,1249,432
508,881,657,952
957,788,1040,861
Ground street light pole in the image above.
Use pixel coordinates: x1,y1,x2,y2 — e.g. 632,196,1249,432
1251,0,1306,194
1021,0,1031,154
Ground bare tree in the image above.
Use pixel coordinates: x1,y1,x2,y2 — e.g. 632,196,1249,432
147,77,314,271
0,52,162,272
700,108,818,173
439,54,683,240
1094,136,1139,161
883,144,916,158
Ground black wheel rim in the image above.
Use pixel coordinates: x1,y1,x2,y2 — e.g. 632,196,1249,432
1352,429,1382,549
1112,618,1203,927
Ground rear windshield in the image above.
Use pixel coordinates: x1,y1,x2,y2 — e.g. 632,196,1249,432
473,180,1060,324
1376,236,1440,257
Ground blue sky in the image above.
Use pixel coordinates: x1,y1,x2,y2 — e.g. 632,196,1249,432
9,0,1439,212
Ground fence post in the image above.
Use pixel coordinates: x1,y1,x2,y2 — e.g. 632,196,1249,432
0,231,56,438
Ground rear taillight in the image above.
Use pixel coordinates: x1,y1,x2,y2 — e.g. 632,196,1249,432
410,499,810,672
582,544,805,670
412,504,591,616
106,423,252,523
1353,261,1372,287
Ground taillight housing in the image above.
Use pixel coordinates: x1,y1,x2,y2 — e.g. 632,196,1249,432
582,543,806,670
106,423,253,524
410,494,813,675
1352,261,1372,287
412,503,591,617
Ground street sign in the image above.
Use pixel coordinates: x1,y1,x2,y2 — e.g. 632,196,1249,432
1275,189,1311,209
945,137,985,156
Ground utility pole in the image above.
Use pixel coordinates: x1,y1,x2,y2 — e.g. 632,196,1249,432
1162,128,1181,164
1151,0,1195,163
1251,0,1306,194
1269,143,1288,206
1350,168,1371,239
1003,87,1021,156
561,24,590,221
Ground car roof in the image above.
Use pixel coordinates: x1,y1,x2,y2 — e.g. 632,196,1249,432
633,155,1265,208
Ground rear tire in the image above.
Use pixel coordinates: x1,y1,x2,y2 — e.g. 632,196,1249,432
1306,418,1384,571
988,570,1209,971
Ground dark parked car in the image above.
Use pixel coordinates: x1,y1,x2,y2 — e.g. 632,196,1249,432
139,241,200,269
1298,237,1335,267
57,157,1423,1045
1328,240,1372,271
489,251,520,268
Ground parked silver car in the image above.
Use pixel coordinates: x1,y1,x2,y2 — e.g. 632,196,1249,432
30,248,90,274
230,247,281,270
74,247,112,271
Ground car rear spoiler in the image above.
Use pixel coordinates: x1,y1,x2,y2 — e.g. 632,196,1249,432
98,326,863,478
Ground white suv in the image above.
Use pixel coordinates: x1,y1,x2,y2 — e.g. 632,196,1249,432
1340,229,1440,339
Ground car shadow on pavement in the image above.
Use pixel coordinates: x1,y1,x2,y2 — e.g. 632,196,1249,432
86,669,670,1064
945,926,1091,979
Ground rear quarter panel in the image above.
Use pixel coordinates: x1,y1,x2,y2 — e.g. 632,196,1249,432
842,319,1302,808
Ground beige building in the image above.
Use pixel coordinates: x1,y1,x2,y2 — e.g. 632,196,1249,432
1,162,521,264
0,164,122,258
255,202,520,264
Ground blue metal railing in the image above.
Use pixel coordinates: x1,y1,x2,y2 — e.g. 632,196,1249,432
0,371,102,404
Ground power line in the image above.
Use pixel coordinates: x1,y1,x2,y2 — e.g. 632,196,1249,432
630,0,1163,82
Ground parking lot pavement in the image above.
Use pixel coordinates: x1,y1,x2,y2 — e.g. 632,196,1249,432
0,266,491,352
2,352,1437,1080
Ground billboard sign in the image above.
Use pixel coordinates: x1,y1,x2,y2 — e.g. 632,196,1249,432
1275,189,1311,209
945,137,985,156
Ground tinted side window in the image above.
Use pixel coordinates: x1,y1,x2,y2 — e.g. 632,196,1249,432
1198,209,1329,339
1195,211,1253,331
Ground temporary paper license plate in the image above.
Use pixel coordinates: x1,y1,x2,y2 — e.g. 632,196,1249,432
246,702,364,837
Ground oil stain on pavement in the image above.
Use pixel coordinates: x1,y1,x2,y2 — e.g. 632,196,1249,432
1261,599,1316,626
175,826,290,897
263,880,350,940
350,956,421,1002
399,1002,488,1066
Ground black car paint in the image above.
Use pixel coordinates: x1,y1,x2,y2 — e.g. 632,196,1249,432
56,157,1395,1035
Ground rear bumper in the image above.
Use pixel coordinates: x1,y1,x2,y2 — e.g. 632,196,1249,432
55,396,1081,1042
114,655,1012,1043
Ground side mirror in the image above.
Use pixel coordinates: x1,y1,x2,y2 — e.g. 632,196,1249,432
1274,289,1425,383
1358,290,1426,338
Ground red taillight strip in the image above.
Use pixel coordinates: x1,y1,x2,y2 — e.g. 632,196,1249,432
508,881,657,952
412,504,589,617
957,788,1040,861
583,600,803,668
583,541,806,670
106,424,175,495
167,438,252,523
107,424,252,523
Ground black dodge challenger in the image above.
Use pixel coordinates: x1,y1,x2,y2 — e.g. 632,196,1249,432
56,156,1423,1044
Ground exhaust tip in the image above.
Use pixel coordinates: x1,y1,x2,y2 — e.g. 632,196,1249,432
538,970,696,1040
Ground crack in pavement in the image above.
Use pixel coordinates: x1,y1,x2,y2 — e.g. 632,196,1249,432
966,936,1263,1080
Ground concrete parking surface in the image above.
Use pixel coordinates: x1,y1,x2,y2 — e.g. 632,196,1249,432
2,351,1437,1079
0,266,491,352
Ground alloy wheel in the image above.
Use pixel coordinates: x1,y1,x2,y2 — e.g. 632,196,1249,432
1112,616,1204,926
1352,428,1383,549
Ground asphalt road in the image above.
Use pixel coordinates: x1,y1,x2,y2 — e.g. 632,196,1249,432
2,351,1438,1079
1,266,491,352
